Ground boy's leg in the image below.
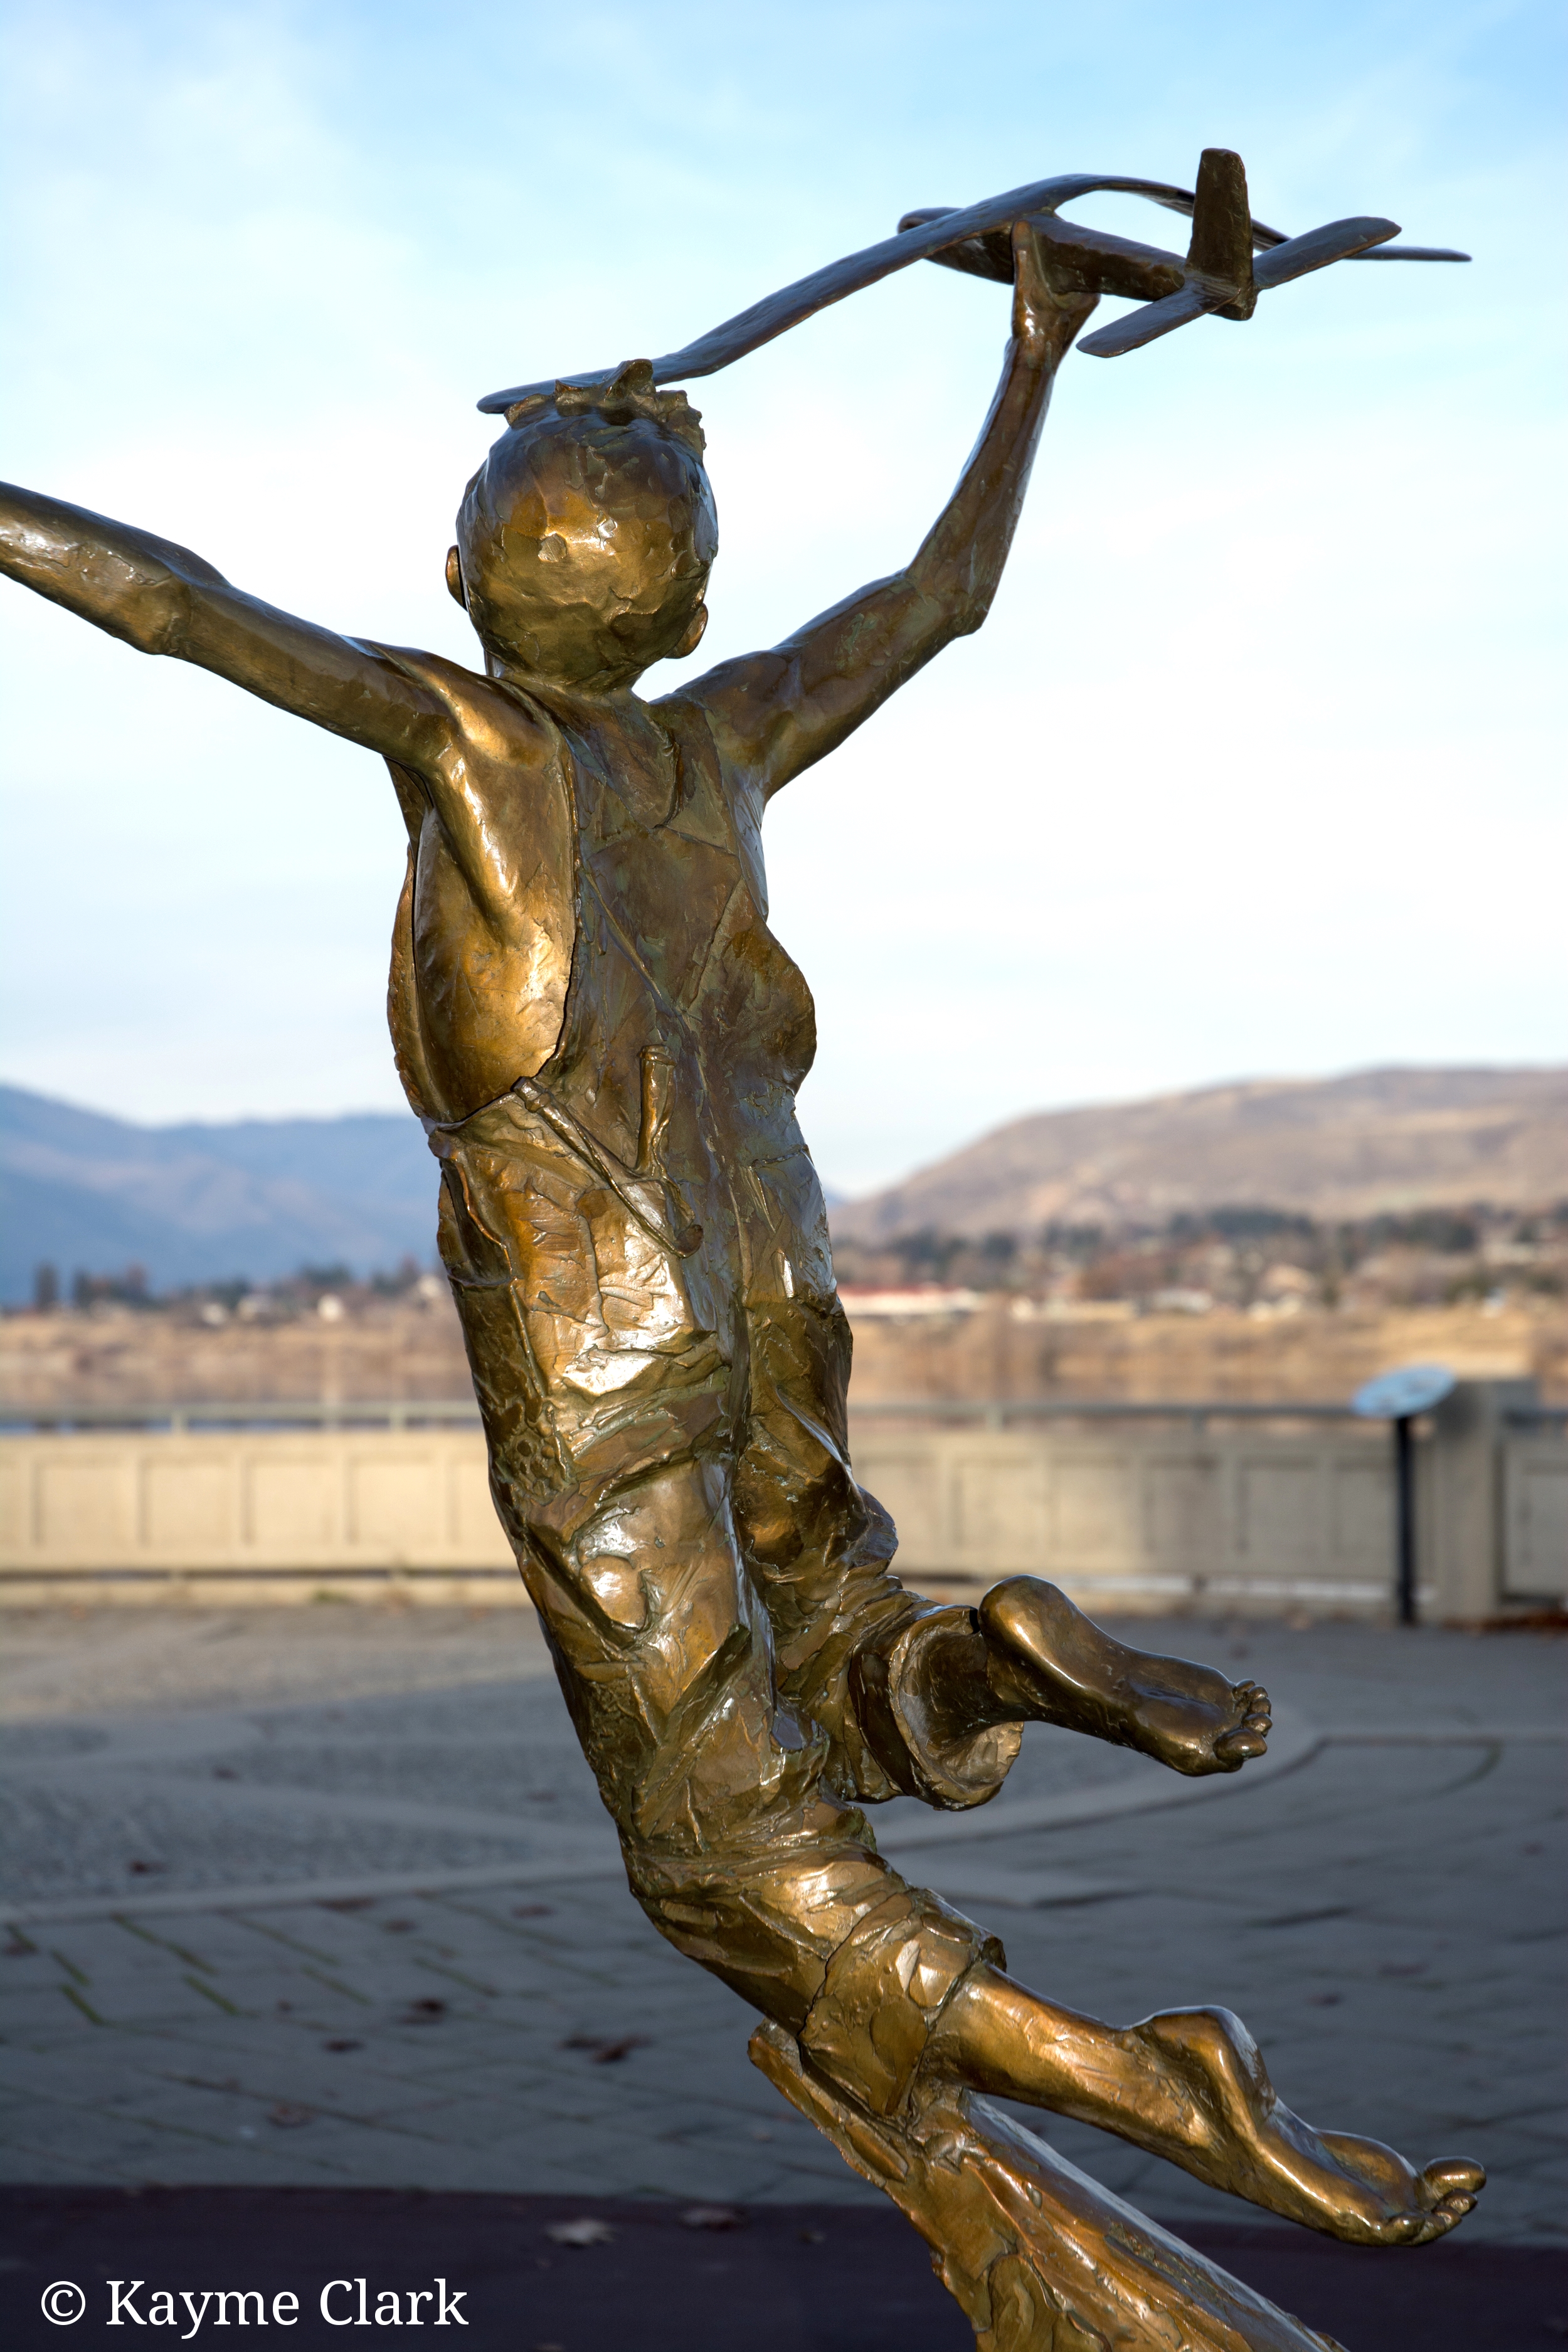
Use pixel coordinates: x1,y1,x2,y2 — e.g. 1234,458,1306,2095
913,1577,1274,1777
736,1294,1269,1791
926,1961,1483,2246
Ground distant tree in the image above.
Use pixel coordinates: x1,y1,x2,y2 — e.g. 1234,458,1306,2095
66,1263,161,1310
297,1263,355,1291
32,1262,58,1311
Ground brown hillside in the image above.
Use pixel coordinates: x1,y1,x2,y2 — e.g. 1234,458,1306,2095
830,1066,1568,1242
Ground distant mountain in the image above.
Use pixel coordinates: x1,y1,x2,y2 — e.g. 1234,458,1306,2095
8,1066,1564,1303
0,1084,438,1301
830,1067,1568,1244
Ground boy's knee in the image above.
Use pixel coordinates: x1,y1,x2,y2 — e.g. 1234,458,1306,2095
798,1888,1005,2119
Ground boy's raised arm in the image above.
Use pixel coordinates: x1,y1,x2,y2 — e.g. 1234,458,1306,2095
677,226,1095,800
0,483,450,770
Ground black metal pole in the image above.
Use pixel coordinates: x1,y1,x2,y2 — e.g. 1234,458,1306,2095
1394,1412,1417,1626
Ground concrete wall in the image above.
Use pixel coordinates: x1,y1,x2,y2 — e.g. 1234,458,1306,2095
0,1428,516,1606
1503,1431,1568,1602
851,1421,1407,1613
1,1384,1557,1614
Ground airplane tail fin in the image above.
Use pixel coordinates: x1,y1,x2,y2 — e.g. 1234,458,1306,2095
1186,148,1257,318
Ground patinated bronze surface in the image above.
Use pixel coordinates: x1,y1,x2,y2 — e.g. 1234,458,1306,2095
1,157,1480,2351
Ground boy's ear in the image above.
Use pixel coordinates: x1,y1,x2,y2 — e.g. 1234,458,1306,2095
672,601,708,659
445,546,467,608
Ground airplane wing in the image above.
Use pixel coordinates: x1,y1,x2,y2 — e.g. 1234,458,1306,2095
1078,211,1406,358
1074,282,1215,359
1253,216,1401,287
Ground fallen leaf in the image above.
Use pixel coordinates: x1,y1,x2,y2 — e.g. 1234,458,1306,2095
681,2206,744,2231
267,2104,312,2128
323,2039,363,2053
561,2032,650,2063
405,1998,447,2021
545,2218,616,2248
513,1904,554,1919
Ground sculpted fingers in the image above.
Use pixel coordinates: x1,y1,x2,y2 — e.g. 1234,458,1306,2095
1010,220,1098,360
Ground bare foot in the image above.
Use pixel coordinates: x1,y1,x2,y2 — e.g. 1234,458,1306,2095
1132,2006,1486,2244
979,1576,1272,1776
931,1968,1485,2248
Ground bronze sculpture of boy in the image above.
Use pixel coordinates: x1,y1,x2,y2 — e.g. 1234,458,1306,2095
1,212,1481,2351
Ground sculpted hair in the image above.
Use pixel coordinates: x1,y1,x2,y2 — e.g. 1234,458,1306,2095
504,359,707,459
459,356,715,566
453,358,716,674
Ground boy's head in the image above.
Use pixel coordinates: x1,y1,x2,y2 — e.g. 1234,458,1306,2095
449,361,717,692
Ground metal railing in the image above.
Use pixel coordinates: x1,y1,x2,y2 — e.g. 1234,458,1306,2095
0,1395,1366,1436
847,1397,1364,1433
0,1399,483,1433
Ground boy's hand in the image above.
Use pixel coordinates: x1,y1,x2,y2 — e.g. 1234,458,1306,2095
1011,219,1098,368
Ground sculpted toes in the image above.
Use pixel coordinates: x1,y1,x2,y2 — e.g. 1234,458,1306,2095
1229,1683,1271,1728
1215,1716,1269,1767
1421,2158,1486,2206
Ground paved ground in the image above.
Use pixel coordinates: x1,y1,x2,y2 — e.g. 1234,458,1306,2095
1,1606,1563,2251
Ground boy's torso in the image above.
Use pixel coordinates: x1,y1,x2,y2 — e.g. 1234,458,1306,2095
385,665,835,1315
388,672,855,1853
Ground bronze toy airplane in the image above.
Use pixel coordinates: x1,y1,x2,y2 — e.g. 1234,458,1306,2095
478,144,1468,410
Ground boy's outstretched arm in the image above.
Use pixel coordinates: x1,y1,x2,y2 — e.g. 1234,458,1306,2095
0,484,450,770
675,225,1096,798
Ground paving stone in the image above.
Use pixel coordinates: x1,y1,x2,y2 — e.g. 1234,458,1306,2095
3,1609,1563,2244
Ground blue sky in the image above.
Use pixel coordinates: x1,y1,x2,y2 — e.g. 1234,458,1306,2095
1,0,1562,1194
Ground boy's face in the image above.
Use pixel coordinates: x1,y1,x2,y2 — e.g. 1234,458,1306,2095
455,413,716,692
